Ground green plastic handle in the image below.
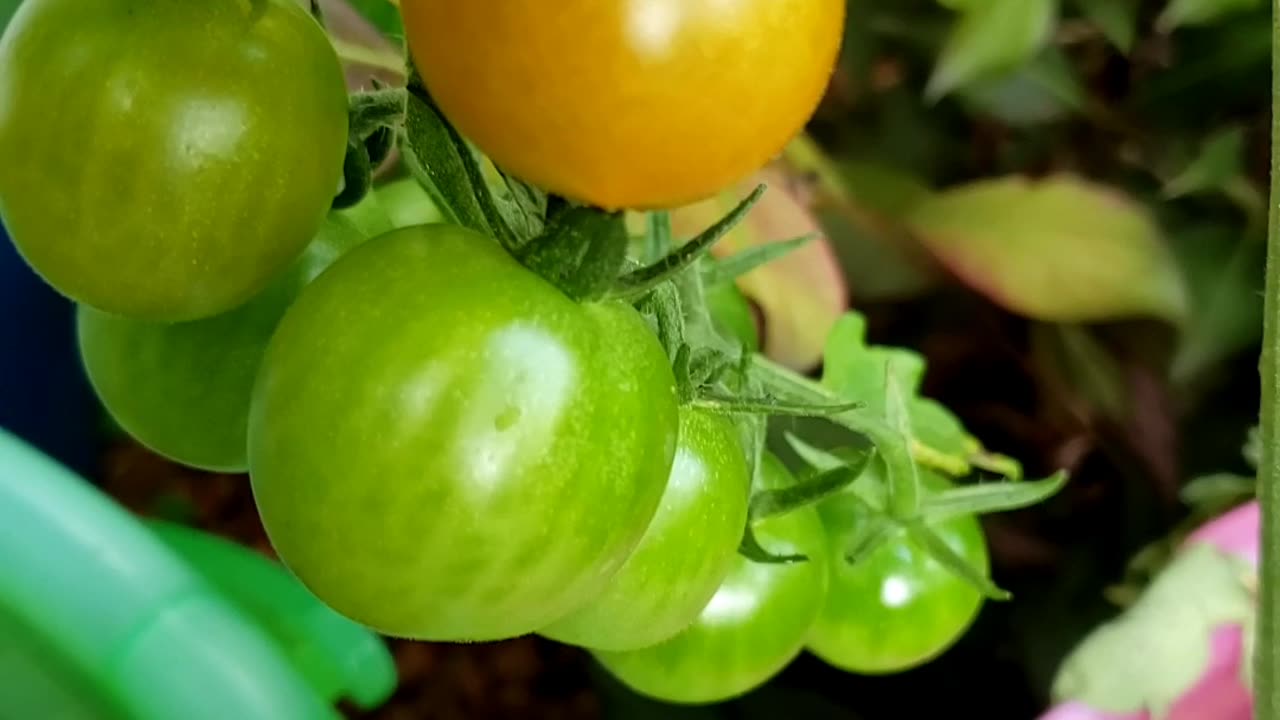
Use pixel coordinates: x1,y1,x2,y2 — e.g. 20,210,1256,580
0,427,341,720
146,519,397,710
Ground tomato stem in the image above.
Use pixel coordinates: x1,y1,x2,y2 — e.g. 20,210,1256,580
1255,7,1280,716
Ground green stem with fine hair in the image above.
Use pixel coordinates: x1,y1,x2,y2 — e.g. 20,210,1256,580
1256,6,1280,717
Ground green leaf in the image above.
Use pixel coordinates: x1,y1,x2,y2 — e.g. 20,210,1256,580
1169,224,1265,383
693,393,864,419
820,313,981,467
1179,473,1256,510
907,522,1012,600
612,185,766,300
749,450,875,522
1051,544,1254,716
1072,0,1140,52
959,46,1087,126
921,473,1069,524
883,360,921,518
926,0,1059,101
1164,126,1248,199
907,175,1190,325
1157,0,1264,30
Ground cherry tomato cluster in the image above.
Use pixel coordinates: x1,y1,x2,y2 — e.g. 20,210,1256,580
0,0,996,708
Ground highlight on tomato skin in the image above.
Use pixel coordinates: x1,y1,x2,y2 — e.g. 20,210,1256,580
399,0,846,211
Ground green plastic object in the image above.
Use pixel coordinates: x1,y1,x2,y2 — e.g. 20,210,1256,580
147,519,398,709
0,427,395,719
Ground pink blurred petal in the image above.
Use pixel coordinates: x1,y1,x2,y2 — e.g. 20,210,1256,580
1168,625,1252,720
1038,702,1144,720
1184,501,1259,567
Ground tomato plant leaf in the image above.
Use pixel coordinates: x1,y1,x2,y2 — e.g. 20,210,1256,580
907,522,1012,600
1072,0,1140,52
402,73,531,253
920,473,1069,524
820,313,983,468
884,360,922,519
1163,125,1248,200
702,235,818,288
669,161,850,370
693,392,863,419
926,0,1058,101
611,185,766,300
907,175,1190,324
749,449,875,522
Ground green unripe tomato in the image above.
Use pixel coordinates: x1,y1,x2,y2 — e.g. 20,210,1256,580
806,469,989,674
76,215,367,473
248,224,680,642
0,0,349,321
594,454,828,705
542,406,750,652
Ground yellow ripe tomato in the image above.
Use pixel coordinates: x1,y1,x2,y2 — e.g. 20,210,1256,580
400,0,845,211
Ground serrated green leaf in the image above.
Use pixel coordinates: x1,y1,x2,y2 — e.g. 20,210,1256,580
1051,544,1254,716
907,522,1012,600
884,360,922,518
908,175,1190,324
1073,0,1140,52
1157,0,1263,30
1164,126,1247,199
820,313,982,472
703,235,818,288
922,473,1068,524
927,0,1059,100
